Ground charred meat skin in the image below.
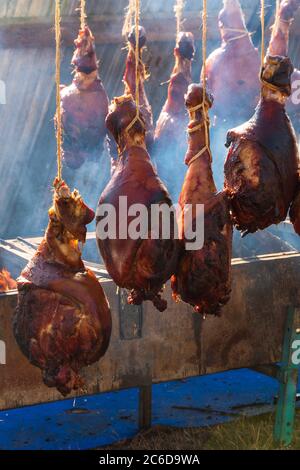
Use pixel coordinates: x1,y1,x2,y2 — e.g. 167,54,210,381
14,180,112,396
153,32,195,201
224,55,299,235
96,95,179,312
268,0,300,131
171,84,232,316
203,0,260,125
108,26,154,173
60,26,109,170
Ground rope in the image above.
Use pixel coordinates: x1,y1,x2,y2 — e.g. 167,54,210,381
55,0,62,182
188,0,212,167
174,0,185,39
124,0,145,135
261,0,265,67
80,0,86,30
122,0,135,38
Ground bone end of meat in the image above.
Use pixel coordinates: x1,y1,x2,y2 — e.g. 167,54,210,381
72,25,98,74
128,25,147,49
176,32,195,61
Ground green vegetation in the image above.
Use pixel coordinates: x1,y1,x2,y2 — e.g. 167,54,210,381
104,410,300,450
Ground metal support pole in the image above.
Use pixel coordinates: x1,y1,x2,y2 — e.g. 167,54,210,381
274,306,300,446
138,383,152,430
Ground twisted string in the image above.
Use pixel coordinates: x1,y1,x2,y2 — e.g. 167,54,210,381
80,0,86,30
174,0,185,39
187,0,211,167
124,0,144,135
122,0,135,38
55,0,62,182
261,0,265,67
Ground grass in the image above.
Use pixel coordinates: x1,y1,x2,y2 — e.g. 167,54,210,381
103,410,300,450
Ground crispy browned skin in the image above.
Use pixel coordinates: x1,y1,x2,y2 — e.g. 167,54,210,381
268,0,300,130
60,26,109,169
203,0,260,125
224,55,299,235
14,179,112,396
171,84,233,316
154,32,195,200
96,95,179,312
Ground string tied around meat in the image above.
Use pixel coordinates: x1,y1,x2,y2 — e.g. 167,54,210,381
187,0,211,167
222,27,255,43
124,0,145,137
187,101,212,166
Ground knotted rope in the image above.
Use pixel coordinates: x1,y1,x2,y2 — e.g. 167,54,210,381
124,0,145,135
188,0,212,167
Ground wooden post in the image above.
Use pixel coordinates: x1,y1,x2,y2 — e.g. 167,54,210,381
274,306,300,446
138,382,152,430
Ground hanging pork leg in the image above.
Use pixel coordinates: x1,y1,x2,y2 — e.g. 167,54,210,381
171,84,233,316
60,26,109,169
14,179,112,396
224,55,299,235
96,95,179,312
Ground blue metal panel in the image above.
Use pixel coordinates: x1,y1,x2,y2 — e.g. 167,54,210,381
0,369,299,450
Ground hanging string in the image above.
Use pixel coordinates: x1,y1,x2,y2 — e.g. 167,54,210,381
122,0,135,38
174,0,185,40
260,0,265,67
55,0,62,182
80,0,87,30
187,0,211,166
124,0,144,135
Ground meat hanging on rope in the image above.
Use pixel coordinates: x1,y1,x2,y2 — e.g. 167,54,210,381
153,31,195,201
203,0,260,126
124,26,154,151
171,84,233,316
96,95,179,312
108,25,154,173
224,54,299,235
268,0,300,132
59,25,109,169
14,179,112,396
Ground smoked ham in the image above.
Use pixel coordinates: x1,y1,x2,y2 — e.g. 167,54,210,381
153,32,195,200
203,0,260,126
171,84,232,315
60,26,109,169
14,179,112,396
108,26,154,172
224,55,299,235
96,95,179,312
268,0,300,131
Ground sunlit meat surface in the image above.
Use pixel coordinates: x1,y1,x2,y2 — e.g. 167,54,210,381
224,55,299,235
203,0,260,127
268,0,300,132
171,84,233,316
60,26,109,169
153,32,195,201
97,95,179,312
14,180,112,396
